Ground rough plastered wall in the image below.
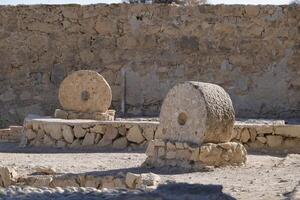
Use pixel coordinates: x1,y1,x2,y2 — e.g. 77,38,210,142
0,4,299,127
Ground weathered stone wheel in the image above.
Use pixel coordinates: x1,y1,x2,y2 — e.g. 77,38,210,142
58,70,112,113
159,81,235,145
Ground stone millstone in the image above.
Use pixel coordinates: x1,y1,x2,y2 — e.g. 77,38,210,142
160,81,235,145
58,70,112,113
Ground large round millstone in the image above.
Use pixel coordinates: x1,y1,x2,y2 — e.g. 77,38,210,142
159,81,235,145
58,70,112,113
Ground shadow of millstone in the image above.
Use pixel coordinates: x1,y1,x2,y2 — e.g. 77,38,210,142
0,183,235,200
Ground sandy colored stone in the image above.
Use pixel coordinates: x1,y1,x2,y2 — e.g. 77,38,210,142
136,173,161,189
145,140,155,156
34,166,57,175
105,126,119,140
118,126,127,136
70,139,82,148
58,70,112,113
51,176,79,187
160,81,235,145
43,134,56,146
44,124,62,140
90,125,105,134
283,138,300,148
199,142,247,166
266,135,283,147
114,178,126,188
101,176,115,189
154,126,164,139
0,167,17,187
157,147,165,158
94,133,102,144
166,142,176,150
73,126,86,138
30,176,53,187
82,132,95,146
25,129,36,140
98,137,112,147
62,125,74,143
240,128,251,143
256,126,273,134
127,126,145,144
143,127,155,141
54,109,68,119
166,150,176,159
275,125,300,139
112,137,128,149
256,136,267,144
176,149,191,160
249,128,257,142
125,172,139,189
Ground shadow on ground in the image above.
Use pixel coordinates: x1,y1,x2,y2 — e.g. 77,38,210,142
0,183,236,200
0,142,145,154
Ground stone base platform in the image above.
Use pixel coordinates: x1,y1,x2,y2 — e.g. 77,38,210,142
54,109,115,121
22,115,160,149
21,116,300,153
143,140,247,170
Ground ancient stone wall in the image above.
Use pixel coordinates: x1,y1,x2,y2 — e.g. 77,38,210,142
0,4,299,127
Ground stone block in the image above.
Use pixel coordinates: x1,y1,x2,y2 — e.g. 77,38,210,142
118,126,127,136
82,132,95,146
256,136,267,144
90,125,105,134
275,125,300,139
112,137,128,149
62,125,74,143
25,129,36,140
54,109,68,119
0,167,18,187
266,135,283,147
74,126,86,138
240,128,250,143
145,140,155,156
126,126,145,144
105,126,119,140
101,176,115,189
45,124,62,140
143,127,155,141
125,172,139,189
44,134,55,147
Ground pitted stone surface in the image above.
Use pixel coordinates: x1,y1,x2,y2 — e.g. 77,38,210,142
58,70,112,113
160,81,235,145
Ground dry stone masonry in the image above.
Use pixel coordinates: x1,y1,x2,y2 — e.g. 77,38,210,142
232,120,300,153
55,70,115,120
22,117,300,152
144,81,247,169
23,116,159,149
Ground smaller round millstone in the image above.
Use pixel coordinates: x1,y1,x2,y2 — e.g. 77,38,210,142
58,70,112,113
159,81,235,145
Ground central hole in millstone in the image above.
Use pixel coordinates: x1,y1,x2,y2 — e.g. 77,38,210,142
177,112,188,126
81,90,90,101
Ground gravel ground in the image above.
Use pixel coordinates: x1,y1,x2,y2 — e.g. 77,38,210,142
0,143,299,200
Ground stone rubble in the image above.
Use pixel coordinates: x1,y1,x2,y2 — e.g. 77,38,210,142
0,166,161,191
0,167,18,187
